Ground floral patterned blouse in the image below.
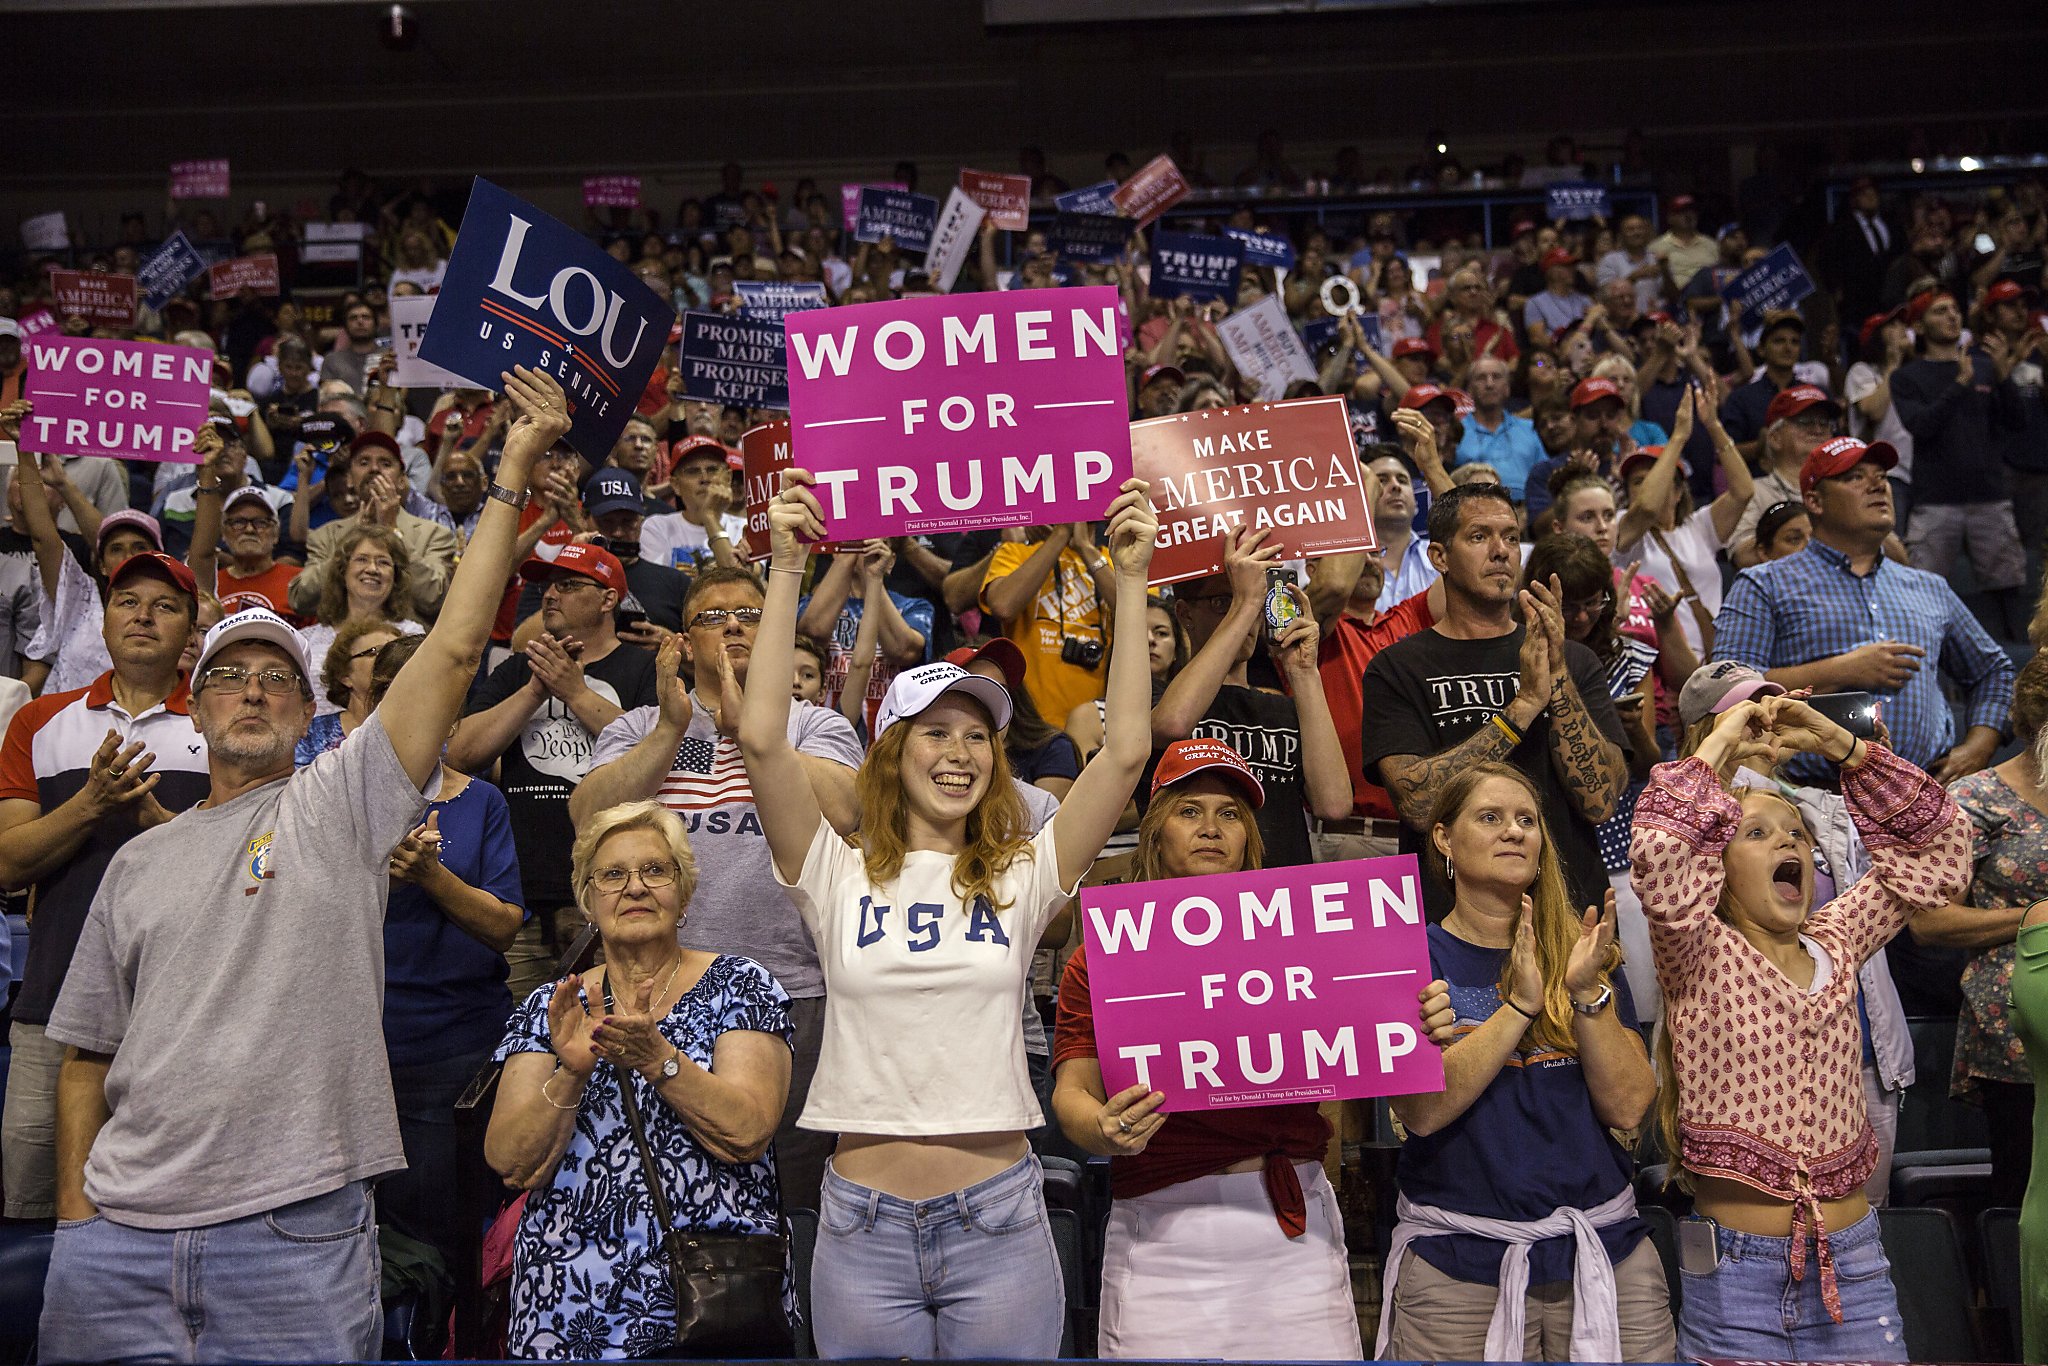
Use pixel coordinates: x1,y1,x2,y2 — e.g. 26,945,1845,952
1947,768,2043,1101
494,955,794,1360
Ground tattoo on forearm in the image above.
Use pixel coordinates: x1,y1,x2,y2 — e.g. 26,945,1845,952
1547,680,1627,819
1387,724,1519,827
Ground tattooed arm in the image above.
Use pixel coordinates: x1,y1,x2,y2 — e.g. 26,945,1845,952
1526,576,1629,823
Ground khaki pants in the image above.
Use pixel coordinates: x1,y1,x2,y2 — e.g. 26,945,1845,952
2,1021,65,1218
1382,1237,1677,1362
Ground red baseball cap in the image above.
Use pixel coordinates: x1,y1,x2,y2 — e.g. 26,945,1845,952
1984,279,2033,309
1617,445,1688,484
1398,383,1454,411
1800,436,1897,495
1858,306,1905,351
520,543,627,596
1391,337,1436,361
670,435,731,470
1540,247,1576,271
1510,218,1539,239
1446,387,1475,417
349,430,401,461
1150,737,1265,809
944,638,1026,693
108,550,198,599
1569,376,1624,410
1764,384,1840,425
1141,363,1186,391
1666,193,1697,213
1905,289,1951,327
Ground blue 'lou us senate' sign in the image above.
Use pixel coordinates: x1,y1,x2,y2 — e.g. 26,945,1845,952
418,177,677,457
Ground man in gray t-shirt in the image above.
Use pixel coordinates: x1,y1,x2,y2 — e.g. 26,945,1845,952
38,366,573,1365
574,566,860,1209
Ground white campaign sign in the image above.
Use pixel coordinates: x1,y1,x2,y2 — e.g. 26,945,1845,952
1217,295,1316,399
390,295,468,389
923,187,987,293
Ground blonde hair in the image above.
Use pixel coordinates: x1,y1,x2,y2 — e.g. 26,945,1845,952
854,706,1032,910
572,800,700,917
1590,354,1643,418
1426,761,1601,1055
1129,780,1265,884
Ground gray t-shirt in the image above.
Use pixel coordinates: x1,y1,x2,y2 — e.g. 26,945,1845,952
46,712,431,1228
590,697,862,999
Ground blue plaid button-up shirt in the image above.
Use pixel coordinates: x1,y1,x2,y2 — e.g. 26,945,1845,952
1712,537,2014,780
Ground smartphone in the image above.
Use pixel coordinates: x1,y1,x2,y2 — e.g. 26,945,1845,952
1263,567,1301,638
615,606,648,635
1677,1217,1720,1274
1974,232,1997,255
1809,691,1879,741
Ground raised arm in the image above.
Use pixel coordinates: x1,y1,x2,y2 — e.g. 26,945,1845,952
7,433,70,603
1525,578,1628,823
185,424,232,596
1270,586,1353,822
738,471,828,882
1696,393,1755,542
981,526,1070,624
1051,480,1159,889
1628,703,1766,962
381,367,570,791
1152,528,1271,744
1617,388,1692,552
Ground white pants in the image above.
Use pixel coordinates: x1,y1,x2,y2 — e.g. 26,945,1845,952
1098,1161,1361,1360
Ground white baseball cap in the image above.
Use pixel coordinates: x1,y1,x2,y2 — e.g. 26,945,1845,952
193,606,312,682
0,317,20,339
873,661,1012,740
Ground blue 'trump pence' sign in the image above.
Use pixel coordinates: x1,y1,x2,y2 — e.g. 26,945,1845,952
1150,231,1244,304
419,178,677,458
1718,243,1816,316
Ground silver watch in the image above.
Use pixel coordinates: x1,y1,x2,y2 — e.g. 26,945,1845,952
1571,982,1614,1017
658,1047,680,1079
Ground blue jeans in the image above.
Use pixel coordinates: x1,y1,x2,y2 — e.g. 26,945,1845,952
1677,1209,1907,1362
39,1181,382,1364
811,1153,1063,1359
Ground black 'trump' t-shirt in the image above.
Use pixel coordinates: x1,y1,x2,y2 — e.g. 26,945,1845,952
1144,682,1315,869
1358,625,1625,919
464,644,658,907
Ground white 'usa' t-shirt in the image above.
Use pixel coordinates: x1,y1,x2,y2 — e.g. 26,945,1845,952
776,817,1073,1135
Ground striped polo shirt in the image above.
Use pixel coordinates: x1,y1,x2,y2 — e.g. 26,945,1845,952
0,672,212,1025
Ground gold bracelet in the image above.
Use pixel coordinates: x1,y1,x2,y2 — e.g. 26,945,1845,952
540,1065,582,1110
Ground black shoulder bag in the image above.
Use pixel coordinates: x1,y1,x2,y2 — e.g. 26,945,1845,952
602,974,795,1360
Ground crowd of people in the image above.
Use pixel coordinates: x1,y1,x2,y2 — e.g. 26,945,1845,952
0,144,2046,1364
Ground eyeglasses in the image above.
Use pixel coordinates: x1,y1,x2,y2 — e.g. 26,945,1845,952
688,607,763,630
225,516,275,532
1563,591,1613,618
348,556,396,572
589,861,679,894
199,665,303,695
349,645,386,662
545,577,604,594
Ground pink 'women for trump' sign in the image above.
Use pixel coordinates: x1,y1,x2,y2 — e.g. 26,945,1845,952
1082,855,1445,1111
782,286,1132,540
21,337,213,464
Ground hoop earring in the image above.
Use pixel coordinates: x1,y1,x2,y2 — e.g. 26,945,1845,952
1445,855,1455,884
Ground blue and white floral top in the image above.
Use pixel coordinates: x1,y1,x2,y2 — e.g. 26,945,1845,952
494,954,794,1360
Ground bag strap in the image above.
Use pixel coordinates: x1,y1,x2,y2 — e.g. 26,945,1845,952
601,977,689,1286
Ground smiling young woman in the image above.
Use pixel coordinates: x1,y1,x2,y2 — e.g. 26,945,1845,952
737,466,1161,1359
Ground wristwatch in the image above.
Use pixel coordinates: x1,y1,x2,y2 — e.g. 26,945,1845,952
659,1046,680,1079
1571,982,1614,1017
485,482,530,510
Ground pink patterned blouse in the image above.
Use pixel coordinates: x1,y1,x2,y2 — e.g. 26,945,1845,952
1630,745,1969,1319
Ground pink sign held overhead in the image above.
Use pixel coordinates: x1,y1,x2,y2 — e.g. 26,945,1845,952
782,286,1132,540
169,159,230,199
583,175,642,209
20,337,214,464
1083,855,1444,1112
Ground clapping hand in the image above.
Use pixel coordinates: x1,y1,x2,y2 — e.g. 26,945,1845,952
388,810,444,884
546,973,601,1078
1505,897,1544,1021
591,972,673,1076
81,730,161,820
1564,888,1620,996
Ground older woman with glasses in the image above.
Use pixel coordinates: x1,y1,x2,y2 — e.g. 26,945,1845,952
485,799,794,1360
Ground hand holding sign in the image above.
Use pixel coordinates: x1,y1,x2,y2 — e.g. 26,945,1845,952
501,365,576,450
772,468,830,565
1094,1083,1168,1154
1103,478,1160,579
1417,980,1456,1048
